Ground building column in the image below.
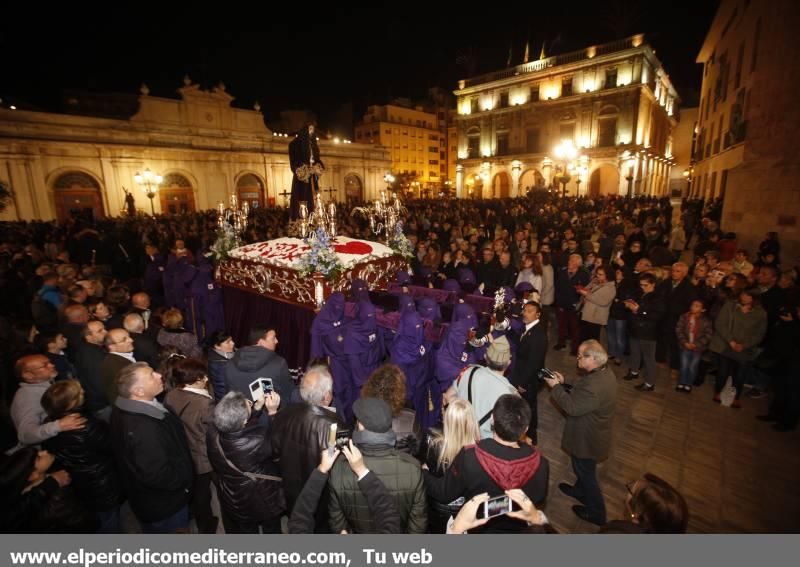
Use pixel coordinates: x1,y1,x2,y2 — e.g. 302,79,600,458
511,160,521,197
456,164,464,198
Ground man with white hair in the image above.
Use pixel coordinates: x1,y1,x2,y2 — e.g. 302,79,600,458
271,365,344,531
123,312,159,369
110,362,193,533
554,253,591,355
543,339,617,526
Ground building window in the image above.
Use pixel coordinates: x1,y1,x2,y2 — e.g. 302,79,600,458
385,129,391,134
735,42,745,89
499,91,509,108
598,118,617,147
752,18,761,72
604,69,617,89
470,98,479,113
467,136,480,157
720,169,729,198
429,134,438,141
529,85,539,102
440,151,446,160
559,123,575,142
526,128,540,153
429,146,438,153
429,160,439,165
496,133,509,156
710,171,718,198
562,77,573,97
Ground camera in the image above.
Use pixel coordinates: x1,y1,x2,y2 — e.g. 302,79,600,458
537,368,557,383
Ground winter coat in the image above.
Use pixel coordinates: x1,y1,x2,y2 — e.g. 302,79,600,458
579,281,617,326
225,345,293,401
327,431,427,534
206,422,285,524
109,397,193,523
550,364,617,461
42,412,124,512
675,313,713,353
709,301,768,362
164,387,214,475
423,438,549,533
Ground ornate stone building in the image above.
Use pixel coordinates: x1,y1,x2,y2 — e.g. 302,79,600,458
453,34,679,200
0,81,390,221
693,0,800,260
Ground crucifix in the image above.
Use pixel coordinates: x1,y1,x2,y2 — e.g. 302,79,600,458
323,186,337,201
278,189,292,206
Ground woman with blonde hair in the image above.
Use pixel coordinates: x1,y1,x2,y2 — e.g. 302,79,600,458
437,399,480,472
423,398,480,533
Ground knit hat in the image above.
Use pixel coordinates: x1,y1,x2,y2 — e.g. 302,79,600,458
353,397,393,433
486,335,511,367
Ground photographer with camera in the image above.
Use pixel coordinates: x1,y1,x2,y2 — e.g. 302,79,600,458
542,339,617,526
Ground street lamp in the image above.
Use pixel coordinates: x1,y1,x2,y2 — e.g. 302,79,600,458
553,140,577,199
625,157,635,198
134,168,162,215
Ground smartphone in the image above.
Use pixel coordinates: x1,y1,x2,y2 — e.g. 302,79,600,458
248,377,274,401
249,378,264,402
476,495,520,520
259,377,274,394
335,428,352,450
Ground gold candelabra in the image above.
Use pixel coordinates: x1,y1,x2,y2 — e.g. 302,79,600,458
351,190,404,243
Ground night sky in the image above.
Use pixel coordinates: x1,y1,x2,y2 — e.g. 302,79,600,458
2,1,719,135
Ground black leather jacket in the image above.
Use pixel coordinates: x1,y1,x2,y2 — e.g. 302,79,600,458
43,411,124,512
270,403,343,514
207,421,285,525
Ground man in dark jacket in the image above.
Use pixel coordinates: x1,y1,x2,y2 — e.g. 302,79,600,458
271,365,344,532
657,262,698,374
327,398,427,534
554,254,591,355
423,394,549,533
207,390,284,533
623,273,665,391
543,339,617,526
110,362,193,533
123,313,159,370
74,321,111,420
510,302,548,443
289,438,401,534
225,327,294,402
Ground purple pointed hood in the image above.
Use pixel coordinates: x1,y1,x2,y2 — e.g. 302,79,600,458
343,299,378,354
311,292,346,336
417,297,442,321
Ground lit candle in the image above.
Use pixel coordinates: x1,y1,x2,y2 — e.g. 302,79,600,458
230,194,237,208
217,201,225,215
242,202,249,217
299,202,308,219
328,202,336,218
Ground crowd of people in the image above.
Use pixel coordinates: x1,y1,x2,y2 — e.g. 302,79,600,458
0,191,796,534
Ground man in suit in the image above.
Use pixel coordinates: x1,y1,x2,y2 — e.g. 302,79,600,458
124,313,159,370
510,301,547,444
543,339,618,525
100,328,136,405
657,262,697,375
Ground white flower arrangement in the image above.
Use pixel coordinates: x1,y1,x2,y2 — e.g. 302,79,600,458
206,225,239,262
297,227,343,279
388,221,414,259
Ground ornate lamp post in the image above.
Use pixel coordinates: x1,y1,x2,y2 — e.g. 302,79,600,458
134,168,162,215
553,140,577,199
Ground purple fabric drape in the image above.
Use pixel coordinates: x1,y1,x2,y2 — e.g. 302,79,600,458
222,285,314,369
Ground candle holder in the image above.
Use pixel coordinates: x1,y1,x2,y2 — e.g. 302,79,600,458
351,190,405,244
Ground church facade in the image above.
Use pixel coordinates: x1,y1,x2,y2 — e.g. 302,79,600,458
453,34,680,200
0,81,391,222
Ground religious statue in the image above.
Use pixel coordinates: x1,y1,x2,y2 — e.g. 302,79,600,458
122,187,136,217
289,124,324,220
